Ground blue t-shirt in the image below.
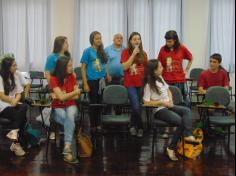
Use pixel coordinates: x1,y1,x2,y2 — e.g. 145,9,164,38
44,53,60,73
105,44,125,78
80,47,107,81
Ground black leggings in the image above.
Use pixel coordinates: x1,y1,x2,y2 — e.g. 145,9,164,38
0,104,28,138
88,80,102,128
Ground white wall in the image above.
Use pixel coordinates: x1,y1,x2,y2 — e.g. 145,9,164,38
182,0,209,69
51,0,75,51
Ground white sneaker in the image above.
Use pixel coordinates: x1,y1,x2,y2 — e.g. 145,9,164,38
49,132,55,140
137,129,144,138
10,143,26,156
129,127,137,136
166,147,178,161
6,129,19,140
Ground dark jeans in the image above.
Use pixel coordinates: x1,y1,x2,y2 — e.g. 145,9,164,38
88,80,102,128
0,104,28,139
127,87,143,129
168,82,190,107
154,105,193,150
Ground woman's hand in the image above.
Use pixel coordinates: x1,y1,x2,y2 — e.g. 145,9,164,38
83,83,90,93
131,46,140,57
10,99,18,107
107,75,112,83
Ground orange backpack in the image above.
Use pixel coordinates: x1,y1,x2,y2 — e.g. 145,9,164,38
177,128,204,159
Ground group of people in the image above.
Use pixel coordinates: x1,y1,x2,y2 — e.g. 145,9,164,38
0,30,230,163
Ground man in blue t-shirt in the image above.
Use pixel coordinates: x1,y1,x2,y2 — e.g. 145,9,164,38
105,33,125,84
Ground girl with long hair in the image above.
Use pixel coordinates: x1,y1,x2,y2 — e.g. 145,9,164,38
80,31,111,133
45,36,71,83
51,56,80,164
0,57,28,156
121,32,148,138
143,59,198,161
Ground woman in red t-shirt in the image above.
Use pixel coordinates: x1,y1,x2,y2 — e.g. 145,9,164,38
50,56,80,164
158,30,193,107
121,32,148,138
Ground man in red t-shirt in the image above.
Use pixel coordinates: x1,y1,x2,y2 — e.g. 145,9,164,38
158,30,193,106
198,53,229,94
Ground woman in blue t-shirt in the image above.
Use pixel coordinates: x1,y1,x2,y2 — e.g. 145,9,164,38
81,31,111,133
44,36,71,83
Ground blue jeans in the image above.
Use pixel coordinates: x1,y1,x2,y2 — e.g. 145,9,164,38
154,105,193,150
127,87,143,129
168,82,190,107
54,105,78,145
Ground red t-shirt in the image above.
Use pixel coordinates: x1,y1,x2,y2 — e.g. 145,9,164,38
158,44,193,83
198,69,229,89
121,48,148,88
50,74,77,108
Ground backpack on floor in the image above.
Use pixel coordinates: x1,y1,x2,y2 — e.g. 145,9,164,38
177,128,204,159
20,124,41,149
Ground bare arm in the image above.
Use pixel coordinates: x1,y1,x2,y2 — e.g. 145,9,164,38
45,71,51,84
81,64,90,92
24,83,30,97
0,92,14,104
143,100,165,107
53,87,80,102
0,92,21,106
198,87,206,94
185,59,193,75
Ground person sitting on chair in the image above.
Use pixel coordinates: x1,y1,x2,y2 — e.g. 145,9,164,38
50,56,80,164
0,57,28,156
198,53,229,94
143,59,198,161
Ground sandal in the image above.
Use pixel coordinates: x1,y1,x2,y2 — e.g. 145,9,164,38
63,152,79,164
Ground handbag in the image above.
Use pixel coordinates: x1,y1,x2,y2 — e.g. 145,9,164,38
77,128,93,158
177,128,204,159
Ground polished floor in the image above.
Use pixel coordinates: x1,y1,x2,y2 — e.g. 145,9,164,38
0,107,235,176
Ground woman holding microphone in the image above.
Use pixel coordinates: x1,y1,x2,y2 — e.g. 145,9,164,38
121,32,148,138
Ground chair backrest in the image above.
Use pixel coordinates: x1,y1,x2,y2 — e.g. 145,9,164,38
29,71,44,79
189,68,204,80
205,86,231,106
74,67,82,80
103,85,128,105
169,86,184,105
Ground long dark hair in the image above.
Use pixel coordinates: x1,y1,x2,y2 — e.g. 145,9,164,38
0,57,16,95
52,56,71,86
128,32,145,64
89,31,107,63
53,36,71,57
164,30,180,52
144,59,164,95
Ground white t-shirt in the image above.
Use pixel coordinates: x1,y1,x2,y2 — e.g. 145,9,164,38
0,74,23,112
143,76,170,112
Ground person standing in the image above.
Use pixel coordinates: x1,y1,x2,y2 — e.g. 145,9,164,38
157,30,193,107
105,33,125,84
121,32,148,138
81,31,111,133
